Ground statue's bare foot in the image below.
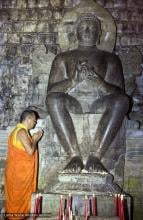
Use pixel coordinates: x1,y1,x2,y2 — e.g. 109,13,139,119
85,155,108,174
63,156,84,173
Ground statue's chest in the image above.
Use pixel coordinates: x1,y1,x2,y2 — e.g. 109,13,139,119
67,54,106,78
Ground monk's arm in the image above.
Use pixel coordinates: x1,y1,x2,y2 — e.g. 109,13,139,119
17,129,43,155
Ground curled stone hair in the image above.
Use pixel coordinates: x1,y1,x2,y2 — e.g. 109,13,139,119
76,13,101,32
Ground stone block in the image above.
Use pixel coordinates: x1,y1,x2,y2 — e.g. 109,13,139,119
0,33,7,44
15,64,32,76
25,8,38,20
10,9,19,21
6,44,18,57
53,11,62,21
19,44,32,56
114,0,126,8
50,0,64,8
110,9,120,20
19,9,30,20
38,0,49,8
16,0,27,8
0,46,6,56
133,195,143,220
120,10,131,21
124,129,143,194
131,34,143,45
7,33,20,43
0,130,8,158
37,33,56,45
2,23,12,33
0,9,10,21
127,0,143,7
23,21,37,32
27,0,38,8
36,22,49,32
2,0,16,8
21,34,33,44
116,23,123,34
120,36,131,46
12,22,23,32
104,1,114,8
64,0,74,8
37,9,52,21
137,23,143,33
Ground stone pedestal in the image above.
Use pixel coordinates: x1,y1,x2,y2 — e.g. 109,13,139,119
49,172,121,195
37,114,126,191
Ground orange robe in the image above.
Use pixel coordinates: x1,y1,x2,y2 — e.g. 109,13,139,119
4,123,38,219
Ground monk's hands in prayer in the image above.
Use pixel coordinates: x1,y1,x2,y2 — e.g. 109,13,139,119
32,129,44,143
17,128,43,155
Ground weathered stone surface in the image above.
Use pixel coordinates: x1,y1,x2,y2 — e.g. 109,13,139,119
27,0,39,8
2,22,12,33
12,22,23,32
51,172,122,195
0,33,7,44
114,0,126,8
8,33,20,43
49,0,64,8
16,0,27,8
119,47,142,95
37,9,52,21
23,9,39,20
0,9,10,21
0,46,6,56
38,0,49,8
21,34,33,44
36,22,49,32
127,0,143,8
23,21,37,32
2,0,16,8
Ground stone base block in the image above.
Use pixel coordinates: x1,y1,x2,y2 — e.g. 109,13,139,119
48,172,121,195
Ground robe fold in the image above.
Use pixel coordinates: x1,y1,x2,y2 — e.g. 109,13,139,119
4,124,38,219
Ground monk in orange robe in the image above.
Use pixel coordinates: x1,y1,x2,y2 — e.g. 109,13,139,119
4,109,43,219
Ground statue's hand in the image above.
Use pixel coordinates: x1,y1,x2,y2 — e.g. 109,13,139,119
70,60,81,85
87,68,102,86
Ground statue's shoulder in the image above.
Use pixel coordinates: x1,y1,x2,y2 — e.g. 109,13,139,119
55,50,76,59
99,49,121,64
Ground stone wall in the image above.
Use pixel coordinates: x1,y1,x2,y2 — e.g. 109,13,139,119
0,0,143,219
